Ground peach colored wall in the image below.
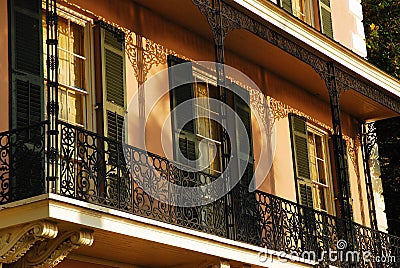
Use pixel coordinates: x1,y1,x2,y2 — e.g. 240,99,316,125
68,0,369,220
0,0,9,132
331,0,367,57
257,118,297,203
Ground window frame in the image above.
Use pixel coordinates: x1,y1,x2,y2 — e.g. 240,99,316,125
306,124,335,215
42,2,95,130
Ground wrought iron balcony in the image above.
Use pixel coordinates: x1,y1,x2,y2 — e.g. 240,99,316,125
0,121,399,267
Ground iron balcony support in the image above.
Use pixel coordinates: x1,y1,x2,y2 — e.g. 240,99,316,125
45,0,59,190
326,61,357,265
361,122,378,230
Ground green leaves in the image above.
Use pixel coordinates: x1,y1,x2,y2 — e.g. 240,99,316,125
362,0,400,79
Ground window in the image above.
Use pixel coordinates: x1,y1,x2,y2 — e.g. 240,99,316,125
289,114,337,215
42,11,89,127
280,0,333,38
307,126,332,213
168,57,223,176
194,81,222,176
292,0,315,27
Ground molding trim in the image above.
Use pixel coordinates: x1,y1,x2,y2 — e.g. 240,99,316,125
0,221,58,264
14,229,94,268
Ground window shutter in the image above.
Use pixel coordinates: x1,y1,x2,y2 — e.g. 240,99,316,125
96,21,126,141
281,0,293,13
232,84,260,242
10,0,43,129
319,0,333,38
233,84,254,186
289,114,313,208
168,55,197,166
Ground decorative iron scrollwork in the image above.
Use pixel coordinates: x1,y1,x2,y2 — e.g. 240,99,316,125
335,67,400,113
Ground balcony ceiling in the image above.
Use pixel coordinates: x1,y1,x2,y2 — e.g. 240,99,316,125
132,0,398,121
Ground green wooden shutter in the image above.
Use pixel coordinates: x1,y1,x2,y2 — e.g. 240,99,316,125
319,0,333,38
233,84,254,186
281,0,293,13
96,21,126,140
289,114,313,208
232,84,261,242
10,0,43,129
168,55,197,166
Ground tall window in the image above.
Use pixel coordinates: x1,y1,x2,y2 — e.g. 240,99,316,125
194,81,222,176
289,114,336,215
43,13,87,126
307,127,331,212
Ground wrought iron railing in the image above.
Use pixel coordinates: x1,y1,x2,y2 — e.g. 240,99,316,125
0,121,47,204
1,122,399,267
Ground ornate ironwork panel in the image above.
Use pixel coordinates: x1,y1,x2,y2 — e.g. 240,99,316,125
335,67,400,113
354,222,400,267
0,121,47,204
58,121,227,237
1,121,400,266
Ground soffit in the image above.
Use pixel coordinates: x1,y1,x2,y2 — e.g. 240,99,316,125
131,0,398,120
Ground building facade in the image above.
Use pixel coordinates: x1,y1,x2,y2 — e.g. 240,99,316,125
0,0,399,267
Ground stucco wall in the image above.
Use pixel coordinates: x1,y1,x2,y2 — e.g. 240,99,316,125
331,0,367,57
64,0,369,223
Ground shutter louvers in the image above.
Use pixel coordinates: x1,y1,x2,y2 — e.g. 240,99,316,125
107,111,124,143
168,55,197,165
319,0,333,38
289,114,313,208
10,0,43,129
15,13,41,75
97,21,126,139
105,41,124,107
281,0,293,13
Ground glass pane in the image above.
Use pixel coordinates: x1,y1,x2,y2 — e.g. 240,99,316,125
318,186,327,211
58,18,69,51
308,132,315,157
58,50,69,86
197,116,209,138
67,90,84,125
70,55,85,89
315,135,324,159
308,132,318,181
317,159,327,184
195,83,208,98
70,21,84,55
59,87,68,121
208,84,219,113
210,119,220,141
313,184,327,211
209,141,221,176
198,138,210,171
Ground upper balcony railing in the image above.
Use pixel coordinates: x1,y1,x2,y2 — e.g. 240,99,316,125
0,121,399,267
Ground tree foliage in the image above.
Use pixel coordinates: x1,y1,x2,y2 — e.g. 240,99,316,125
361,0,400,79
